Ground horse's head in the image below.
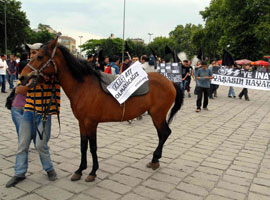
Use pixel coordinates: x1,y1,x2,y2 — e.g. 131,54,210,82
20,35,61,86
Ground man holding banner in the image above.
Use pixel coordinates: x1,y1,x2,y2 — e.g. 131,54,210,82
196,61,213,112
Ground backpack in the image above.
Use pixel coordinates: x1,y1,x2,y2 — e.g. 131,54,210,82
104,65,112,74
148,55,155,66
5,88,16,110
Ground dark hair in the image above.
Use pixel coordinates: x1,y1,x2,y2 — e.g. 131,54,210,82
201,60,208,65
112,55,120,62
141,56,149,62
183,60,188,63
20,52,28,61
88,54,93,59
124,56,129,61
1,54,5,57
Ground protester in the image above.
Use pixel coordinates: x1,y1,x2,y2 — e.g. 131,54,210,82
181,60,190,97
0,54,8,93
141,56,154,72
120,56,131,73
194,61,201,95
6,43,59,188
6,54,17,90
185,60,194,98
209,60,219,99
238,65,250,101
228,65,236,98
196,61,213,112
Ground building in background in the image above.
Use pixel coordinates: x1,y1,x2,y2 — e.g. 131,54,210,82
59,36,77,55
130,38,144,44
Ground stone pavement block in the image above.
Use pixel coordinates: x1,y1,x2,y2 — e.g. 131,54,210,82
212,188,246,200
0,158,13,170
142,178,175,193
35,185,74,200
151,172,182,185
0,186,26,200
253,177,270,187
248,192,270,200
54,179,89,194
0,173,12,186
206,194,233,200
98,179,132,194
196,166,224,176
109,173,142,187
201,161,228,170
83,186,121,200
70,193,99,200
250,183,270,196
133,185,166,200
184,176,216,191
177,182,209,197
167,189,203,200
191,171,220,182
120,167,152,180
229,164,257,174
159,168,188,179
225,169,254,179
99,163,122,174
17,194,46,200
16,178,41,192
217,180,248,194
121,193,149,200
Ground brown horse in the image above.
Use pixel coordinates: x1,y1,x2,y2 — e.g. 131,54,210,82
20,38,184,182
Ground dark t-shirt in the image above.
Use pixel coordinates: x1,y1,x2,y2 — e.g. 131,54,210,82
182,66,190,80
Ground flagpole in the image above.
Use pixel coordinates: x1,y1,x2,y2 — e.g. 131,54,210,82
122,0,126,63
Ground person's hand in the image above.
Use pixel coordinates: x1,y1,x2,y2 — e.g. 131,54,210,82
26,78,38,88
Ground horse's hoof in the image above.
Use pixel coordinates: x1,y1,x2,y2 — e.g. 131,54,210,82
85,175,96,182
70,173,82,181
146,162,160,170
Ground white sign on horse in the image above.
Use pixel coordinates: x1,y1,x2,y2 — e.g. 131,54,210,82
107,61,149,104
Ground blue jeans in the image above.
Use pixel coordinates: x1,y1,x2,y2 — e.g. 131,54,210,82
228,86,235,97
0,74,6,92
6,73,15,89
180,80,187,96
11,107,24,138
15,111,54,177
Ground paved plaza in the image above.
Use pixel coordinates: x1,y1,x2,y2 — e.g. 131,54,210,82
1,83,270,200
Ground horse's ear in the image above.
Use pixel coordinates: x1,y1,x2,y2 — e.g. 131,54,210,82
48,32,62,50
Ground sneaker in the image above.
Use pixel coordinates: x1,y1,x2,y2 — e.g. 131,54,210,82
209,96,214,99
228,96,232,98
6,176,25,188
196,109,201,112
203,107,208,111
238,95,242,99
188,93,191,98
233,96,236,98
245,98,250,101
47,169,57,181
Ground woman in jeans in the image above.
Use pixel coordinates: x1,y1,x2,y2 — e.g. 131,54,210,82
11,52,28,137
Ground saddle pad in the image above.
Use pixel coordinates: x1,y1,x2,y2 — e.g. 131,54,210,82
99,72,149,97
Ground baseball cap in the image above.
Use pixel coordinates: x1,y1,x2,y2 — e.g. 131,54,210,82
26,43,43,50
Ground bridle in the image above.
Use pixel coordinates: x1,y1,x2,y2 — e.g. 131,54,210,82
26,41,58,78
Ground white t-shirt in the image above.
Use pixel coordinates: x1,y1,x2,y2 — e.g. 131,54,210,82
142,62,155,73
0,59,8,75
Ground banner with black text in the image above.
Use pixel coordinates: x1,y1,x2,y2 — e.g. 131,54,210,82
157,63,182,82
212,67,270,91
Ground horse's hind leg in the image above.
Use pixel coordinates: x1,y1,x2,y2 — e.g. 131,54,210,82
147,117,171,170
71,135,88,181
85,126,99,182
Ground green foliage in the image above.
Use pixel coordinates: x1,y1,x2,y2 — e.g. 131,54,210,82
81,38,149,58
26,23,56,44
195,0,270,60
0,0,29,54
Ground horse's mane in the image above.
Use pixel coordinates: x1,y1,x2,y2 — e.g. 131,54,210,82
43,43,101,82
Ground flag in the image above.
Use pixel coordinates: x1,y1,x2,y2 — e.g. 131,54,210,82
222,49,235,66
125,41,130,52
98,49,104,63
165,45,173,55
149,46,157,58
174,50,180,63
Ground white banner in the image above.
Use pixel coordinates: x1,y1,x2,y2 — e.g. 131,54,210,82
211,67,270,91
107,61,149,104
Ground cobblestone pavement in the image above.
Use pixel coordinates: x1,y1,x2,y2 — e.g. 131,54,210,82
1,82,270,200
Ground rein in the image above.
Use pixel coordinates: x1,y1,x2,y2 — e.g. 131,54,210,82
27,37,61,140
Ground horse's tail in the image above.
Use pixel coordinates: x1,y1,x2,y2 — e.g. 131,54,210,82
167,82,184,124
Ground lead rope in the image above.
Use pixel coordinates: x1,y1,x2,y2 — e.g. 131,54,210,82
121,102,126,122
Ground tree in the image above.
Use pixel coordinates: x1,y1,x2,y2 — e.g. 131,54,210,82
198,0,270,60
26,23,56,44
0,0,29,54
81,38,149,59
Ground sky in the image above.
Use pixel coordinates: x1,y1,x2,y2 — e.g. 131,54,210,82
20,0,211,49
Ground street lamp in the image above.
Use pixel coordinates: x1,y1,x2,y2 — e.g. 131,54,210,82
78,36,83,56
0,0,7,56
148,33,153,43
122,0,126,63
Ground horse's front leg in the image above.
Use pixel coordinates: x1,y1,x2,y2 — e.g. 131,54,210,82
71,134,88,181
85,126,99,182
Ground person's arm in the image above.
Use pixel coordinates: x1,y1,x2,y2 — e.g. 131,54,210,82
15,85,29,94
126,51,131,60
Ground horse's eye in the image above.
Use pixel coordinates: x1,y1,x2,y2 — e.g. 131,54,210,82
37,55,43,60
